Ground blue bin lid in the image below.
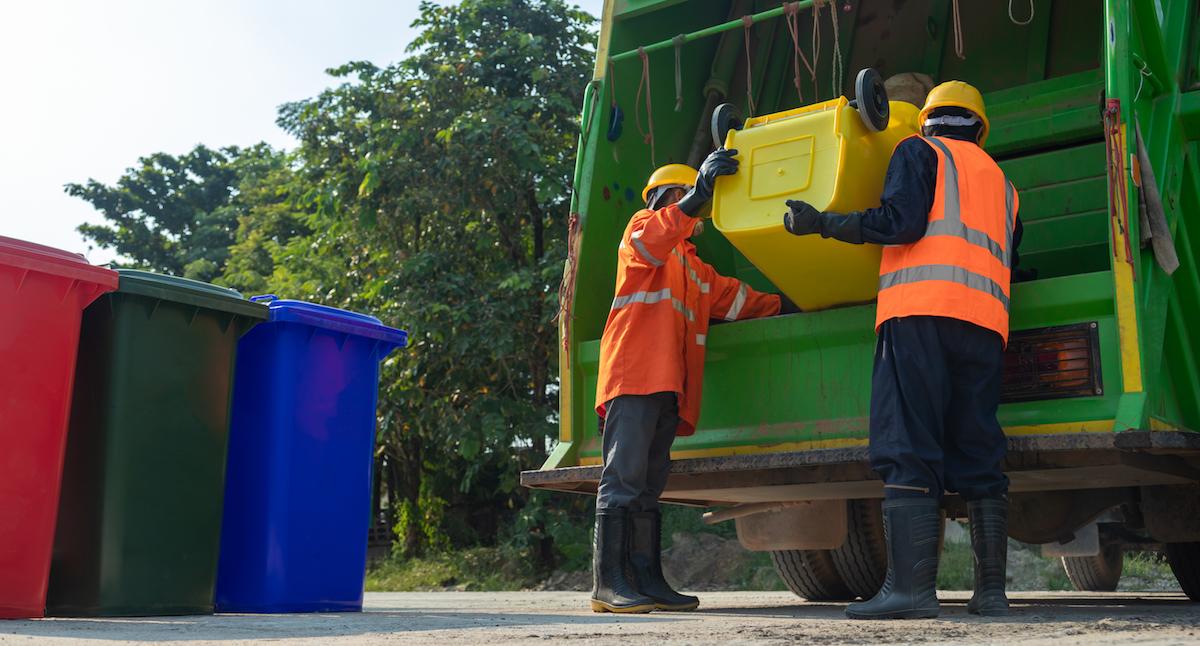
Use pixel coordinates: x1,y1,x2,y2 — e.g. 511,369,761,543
251,295,408,348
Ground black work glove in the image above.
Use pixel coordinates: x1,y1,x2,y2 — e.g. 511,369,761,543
778,294,801,315
783,200,864,244
677,147,739,217
783,199,822,235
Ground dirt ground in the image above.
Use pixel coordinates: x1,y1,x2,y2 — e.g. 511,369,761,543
2,591,1198,645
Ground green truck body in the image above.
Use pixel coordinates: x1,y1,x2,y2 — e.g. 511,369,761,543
523,0,1200,598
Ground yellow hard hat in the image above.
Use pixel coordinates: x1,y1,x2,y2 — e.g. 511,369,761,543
642,163,697,202
919,80,990,145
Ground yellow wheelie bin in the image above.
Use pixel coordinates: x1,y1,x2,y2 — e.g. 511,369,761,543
712,71,919,311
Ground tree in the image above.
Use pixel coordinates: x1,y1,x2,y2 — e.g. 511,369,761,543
69,0,597,565
69,144,283,282
231,0,594,558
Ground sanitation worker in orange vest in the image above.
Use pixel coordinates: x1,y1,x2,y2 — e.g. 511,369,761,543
590,149,793,614
783,81,1029,620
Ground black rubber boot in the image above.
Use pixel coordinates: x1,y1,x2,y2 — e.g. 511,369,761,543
967,498,1010,616
590,508,656,613
630,510,700,611
845,498,941,620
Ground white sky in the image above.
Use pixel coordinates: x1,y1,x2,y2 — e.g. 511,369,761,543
0,0,603,264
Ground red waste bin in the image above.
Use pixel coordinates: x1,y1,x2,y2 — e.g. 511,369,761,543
0,237,117,619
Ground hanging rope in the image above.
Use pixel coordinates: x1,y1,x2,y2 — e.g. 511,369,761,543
635,46,657,167
558,212,582,356
951,0,965,60
829,0,844,95
783,2,815,103
1134,57,1154,102
1008,0,1034,26
673,35,687,112
742,15,757,117
811,0,822,99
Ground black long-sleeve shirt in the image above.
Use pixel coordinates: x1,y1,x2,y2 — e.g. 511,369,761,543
849,135,1024,274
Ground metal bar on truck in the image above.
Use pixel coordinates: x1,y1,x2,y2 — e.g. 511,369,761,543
607,1,816,64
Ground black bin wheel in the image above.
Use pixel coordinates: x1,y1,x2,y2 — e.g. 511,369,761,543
711,103,743,149
854,68,889,133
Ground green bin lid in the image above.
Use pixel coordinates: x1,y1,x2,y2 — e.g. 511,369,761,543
116,269,268,319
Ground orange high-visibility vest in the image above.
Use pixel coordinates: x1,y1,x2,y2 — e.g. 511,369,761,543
876,136,1019,342
596,203,780,436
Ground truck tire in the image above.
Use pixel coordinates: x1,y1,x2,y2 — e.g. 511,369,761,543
770,549,854,601
1061,543,1123,592
830,499,888,599
1165,542,1200,601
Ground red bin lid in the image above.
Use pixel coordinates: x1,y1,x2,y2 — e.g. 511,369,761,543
0,235,119,290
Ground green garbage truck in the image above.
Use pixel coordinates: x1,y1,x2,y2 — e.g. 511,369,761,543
521,0,1200,600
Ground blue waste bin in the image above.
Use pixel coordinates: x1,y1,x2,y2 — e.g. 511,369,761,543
216,296,406,613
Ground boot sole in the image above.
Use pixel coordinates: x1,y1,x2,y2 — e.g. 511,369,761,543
845,607,940,620
590,599,655,614
968,607,1010,617
654,601,700,611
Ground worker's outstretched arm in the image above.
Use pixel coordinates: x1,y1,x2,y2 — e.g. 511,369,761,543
783,137,935,245
622,204,698,268
708,269,781,321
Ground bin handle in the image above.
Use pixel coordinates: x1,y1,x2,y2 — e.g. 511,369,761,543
250,294,279,303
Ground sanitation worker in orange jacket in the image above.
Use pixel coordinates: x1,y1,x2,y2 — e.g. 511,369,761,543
590,149,790,614
782,81,1026,620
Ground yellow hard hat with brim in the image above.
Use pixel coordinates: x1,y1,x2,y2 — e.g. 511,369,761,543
642,163,697,202
919,80,990,146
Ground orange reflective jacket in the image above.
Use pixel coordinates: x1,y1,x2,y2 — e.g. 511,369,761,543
876,136,1019,342
596,203,781,436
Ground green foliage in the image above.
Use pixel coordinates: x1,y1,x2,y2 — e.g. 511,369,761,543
69,0,597,568
366,547,541,592
69,144,285,282
936,537,975,590
661,506,737,550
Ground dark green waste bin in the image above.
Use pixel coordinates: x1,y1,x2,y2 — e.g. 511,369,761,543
47,270,267,616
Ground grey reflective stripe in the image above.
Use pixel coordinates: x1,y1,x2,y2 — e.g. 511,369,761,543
724,283,748,321
924,219,1007,265
611,287,672,309
925,137,961,223
696,334,706,346
611,287,695,322
922,115,981,128
671,297,696,322
879,264,1010,310
629,230,664,267
672,249,711,293
922,137,1016,267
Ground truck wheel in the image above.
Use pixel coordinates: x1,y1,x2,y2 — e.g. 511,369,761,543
1165,542,1200,601
831,499,888,599
1061,543,1123,592
770,549,854,601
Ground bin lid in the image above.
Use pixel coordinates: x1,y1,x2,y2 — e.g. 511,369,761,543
251,295,408,347
0,235,118,289
116,270,267,319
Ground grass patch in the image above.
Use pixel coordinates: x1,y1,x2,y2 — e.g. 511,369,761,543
365,547,537,592
1119,552,1178,592
937,539,975,590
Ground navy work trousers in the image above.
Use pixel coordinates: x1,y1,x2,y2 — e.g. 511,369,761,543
869,316,1009,501
596,392,678,511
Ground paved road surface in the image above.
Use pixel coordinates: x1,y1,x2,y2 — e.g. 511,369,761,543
2,591,1198,645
